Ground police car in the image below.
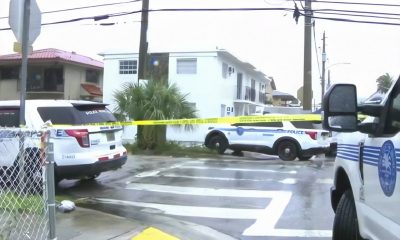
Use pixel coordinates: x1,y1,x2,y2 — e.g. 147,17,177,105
323,82,400,240
204,118,331,161
0,100,127,183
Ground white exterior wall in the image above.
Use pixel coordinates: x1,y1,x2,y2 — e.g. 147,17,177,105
64,65,85,100
101,51,270,144
103,53,139,109
102,53,139,142
168,52,227,143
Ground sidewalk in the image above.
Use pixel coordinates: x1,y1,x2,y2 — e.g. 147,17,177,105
56,207,146,240
55,206,237,240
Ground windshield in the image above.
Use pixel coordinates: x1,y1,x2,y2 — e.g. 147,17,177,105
37,106,116,125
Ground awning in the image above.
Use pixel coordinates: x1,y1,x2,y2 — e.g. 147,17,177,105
81,83,102,96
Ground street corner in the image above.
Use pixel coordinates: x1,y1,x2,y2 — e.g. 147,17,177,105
131,227,180,240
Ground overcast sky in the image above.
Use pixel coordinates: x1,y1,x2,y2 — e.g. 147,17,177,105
1,0,400,103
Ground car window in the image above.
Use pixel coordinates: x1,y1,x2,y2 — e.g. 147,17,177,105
0,108,20,127
232,122,283,127
37,105,117,125
290,121,318,129
386,84,400,131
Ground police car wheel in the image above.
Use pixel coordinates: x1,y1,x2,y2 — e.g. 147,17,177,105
277,141,297,161
333,189,365,240
209,135,228,154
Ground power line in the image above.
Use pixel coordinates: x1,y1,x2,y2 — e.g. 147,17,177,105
304,13,400,26
313,8,400,17
314,11,400,21
310,0,400,8
2,6,400,31
0,0,142,20
1,8,292,30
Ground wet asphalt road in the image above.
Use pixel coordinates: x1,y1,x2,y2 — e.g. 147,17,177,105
58,153,335,240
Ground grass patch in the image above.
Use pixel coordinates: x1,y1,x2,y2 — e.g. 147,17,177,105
0,191,44,214
125,141,221,158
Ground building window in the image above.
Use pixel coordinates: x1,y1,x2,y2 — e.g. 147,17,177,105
119,60,137,74
222,62,228,78
0,66,19,80
26,67,63,92
86,69,100,84
237,73,243,99
250,79,256,102
177,58,197,74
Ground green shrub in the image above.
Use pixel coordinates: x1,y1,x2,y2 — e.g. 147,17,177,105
124,141,220,158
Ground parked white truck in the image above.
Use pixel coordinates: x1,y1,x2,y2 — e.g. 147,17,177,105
323,81,400,240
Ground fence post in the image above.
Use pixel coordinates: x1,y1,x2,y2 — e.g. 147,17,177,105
18,131,26,195
44,131,57,240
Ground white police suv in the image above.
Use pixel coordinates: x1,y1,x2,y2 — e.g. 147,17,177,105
323,81,400,240
204,118,332,161
0,100,127,182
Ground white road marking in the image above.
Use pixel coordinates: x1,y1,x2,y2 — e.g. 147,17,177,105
248,229,332,238
129,163,183,182
316,178,334,184
95,198,266,219
279,178,297,184
133,172,332,186
158,173,304,184
242,191,292,235
134,170,160,178
127,162,333,238
176,165,297,174
160,173,275,182
242,190,332,238
126,183,285,198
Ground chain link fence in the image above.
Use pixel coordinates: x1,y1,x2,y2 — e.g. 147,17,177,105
0,128,55,240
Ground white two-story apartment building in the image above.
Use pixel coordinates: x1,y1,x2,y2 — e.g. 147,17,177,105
101,50,274,143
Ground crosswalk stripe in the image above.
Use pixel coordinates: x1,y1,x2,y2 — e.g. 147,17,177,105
94,198,267,219
125,183,290,198
243,228,332,238
131,173,333,185
177,165,297,174
159,173,274,182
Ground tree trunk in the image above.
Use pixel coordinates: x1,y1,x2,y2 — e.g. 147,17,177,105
155,125,167,147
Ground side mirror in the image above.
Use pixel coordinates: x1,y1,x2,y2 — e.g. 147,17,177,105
322,84,358,132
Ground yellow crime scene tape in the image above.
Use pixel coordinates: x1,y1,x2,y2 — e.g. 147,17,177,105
74,114,323,127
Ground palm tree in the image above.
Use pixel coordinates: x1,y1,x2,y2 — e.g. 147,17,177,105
376,73,393,93
113,79,198,149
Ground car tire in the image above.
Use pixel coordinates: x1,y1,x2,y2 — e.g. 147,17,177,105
333,189,365,240
277,141,297,161
209,135,228,154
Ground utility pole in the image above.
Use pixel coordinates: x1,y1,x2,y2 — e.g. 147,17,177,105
138,0,149,83
303,0,312,110
321,31,326,104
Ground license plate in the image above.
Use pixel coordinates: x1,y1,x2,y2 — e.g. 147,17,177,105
106,132,115,142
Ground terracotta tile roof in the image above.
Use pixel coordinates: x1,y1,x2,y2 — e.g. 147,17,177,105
81,83,103,96
0,48,103,69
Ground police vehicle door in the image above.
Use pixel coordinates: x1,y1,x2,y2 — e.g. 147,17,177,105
361,84,400,226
